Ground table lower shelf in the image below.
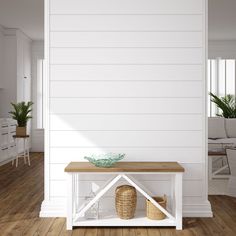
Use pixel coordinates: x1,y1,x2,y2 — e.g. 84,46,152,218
73,211,176,227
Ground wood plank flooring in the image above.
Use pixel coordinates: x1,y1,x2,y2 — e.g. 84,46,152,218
0,153,236,236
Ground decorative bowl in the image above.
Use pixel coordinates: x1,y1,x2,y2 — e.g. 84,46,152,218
84,153,125,168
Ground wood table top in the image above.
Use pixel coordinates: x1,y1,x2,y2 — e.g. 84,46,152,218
64,162,184,173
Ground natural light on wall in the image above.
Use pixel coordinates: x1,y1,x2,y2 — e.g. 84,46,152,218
208,58,236,117
37,59,44,129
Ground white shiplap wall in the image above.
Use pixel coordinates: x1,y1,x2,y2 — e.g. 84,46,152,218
40,0,212,217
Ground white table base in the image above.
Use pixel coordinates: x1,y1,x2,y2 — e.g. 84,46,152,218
66,172,183,230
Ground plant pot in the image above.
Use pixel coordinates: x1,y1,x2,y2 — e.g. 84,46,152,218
16,126,27,136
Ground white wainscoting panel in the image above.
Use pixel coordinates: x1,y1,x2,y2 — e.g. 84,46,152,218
50,98,202,114
50,48,202,65
50,32,203,48
50,147,203,164
50,130,202,147
50,114,202,131
50,15,203,32
41,0,212,218
50,65,203,81
50,0,203,14
50,81,202,98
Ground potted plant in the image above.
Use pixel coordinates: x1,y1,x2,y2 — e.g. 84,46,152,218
9,101,33,136
209,92,236,118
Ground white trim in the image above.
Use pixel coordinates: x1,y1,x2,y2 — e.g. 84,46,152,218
203,0,211,211
40,200,66,217
183,200,213,217
41,0,50,207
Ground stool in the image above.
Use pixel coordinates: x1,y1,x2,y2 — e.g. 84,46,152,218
12,135,30,167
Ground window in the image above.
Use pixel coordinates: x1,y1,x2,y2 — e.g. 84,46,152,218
37,59,44,129
208,58,236,117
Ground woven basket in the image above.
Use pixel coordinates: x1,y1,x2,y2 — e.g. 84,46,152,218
115,185,137,219
146,195,167,220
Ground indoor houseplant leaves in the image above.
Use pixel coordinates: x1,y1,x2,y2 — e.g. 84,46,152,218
9,101,33,136
209,92,236,118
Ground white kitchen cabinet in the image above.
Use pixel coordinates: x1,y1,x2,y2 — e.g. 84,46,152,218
0,118,17,166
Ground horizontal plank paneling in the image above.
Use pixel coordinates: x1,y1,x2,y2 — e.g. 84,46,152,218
50,98,202,114
50,130,202,147
50,81,202,98
50,65,203,81
50,163,203,181
50,114,202,131
50,15,203,32
48,0,207,212
50,48,202,64
50,32,203,48
50,179,203,197
49,180,171,197
50,0,203,14
50,147,203,164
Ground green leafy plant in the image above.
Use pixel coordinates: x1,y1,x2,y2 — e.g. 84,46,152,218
209,92,236,118
9,101,33,127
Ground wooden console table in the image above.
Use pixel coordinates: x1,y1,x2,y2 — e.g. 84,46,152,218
65,162,184,230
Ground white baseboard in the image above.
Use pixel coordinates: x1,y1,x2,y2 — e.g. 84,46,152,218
40,200,66,217
39,199,213,218
183,200,213,217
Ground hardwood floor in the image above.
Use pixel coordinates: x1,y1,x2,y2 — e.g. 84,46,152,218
0,153,236,236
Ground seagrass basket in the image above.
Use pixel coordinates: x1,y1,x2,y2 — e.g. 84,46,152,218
146,195,167,220
115,185,137,219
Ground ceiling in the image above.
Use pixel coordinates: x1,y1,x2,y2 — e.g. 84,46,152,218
209,0,236,40
0,0,43,40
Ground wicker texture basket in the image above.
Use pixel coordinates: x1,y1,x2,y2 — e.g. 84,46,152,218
115,185,137,219
146,195,167,220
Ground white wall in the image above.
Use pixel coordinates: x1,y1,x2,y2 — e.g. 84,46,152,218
0,25,4,90
209,40,236,59
40,0,212,217
0,29,17,117
31,41,44,152
0,29,32,117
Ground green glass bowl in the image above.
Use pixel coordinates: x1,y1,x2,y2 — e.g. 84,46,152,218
84,153,125,168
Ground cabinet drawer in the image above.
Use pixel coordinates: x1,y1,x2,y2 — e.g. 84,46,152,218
0,147,9,162
1,127,9,135
1,133,9,146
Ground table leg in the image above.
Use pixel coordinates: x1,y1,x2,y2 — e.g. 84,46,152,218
175,173,183,230
170,175,176,216
208,156,212,180
26,138,30,166
16,139,19,167
23,138,26,164
67,173,73,230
